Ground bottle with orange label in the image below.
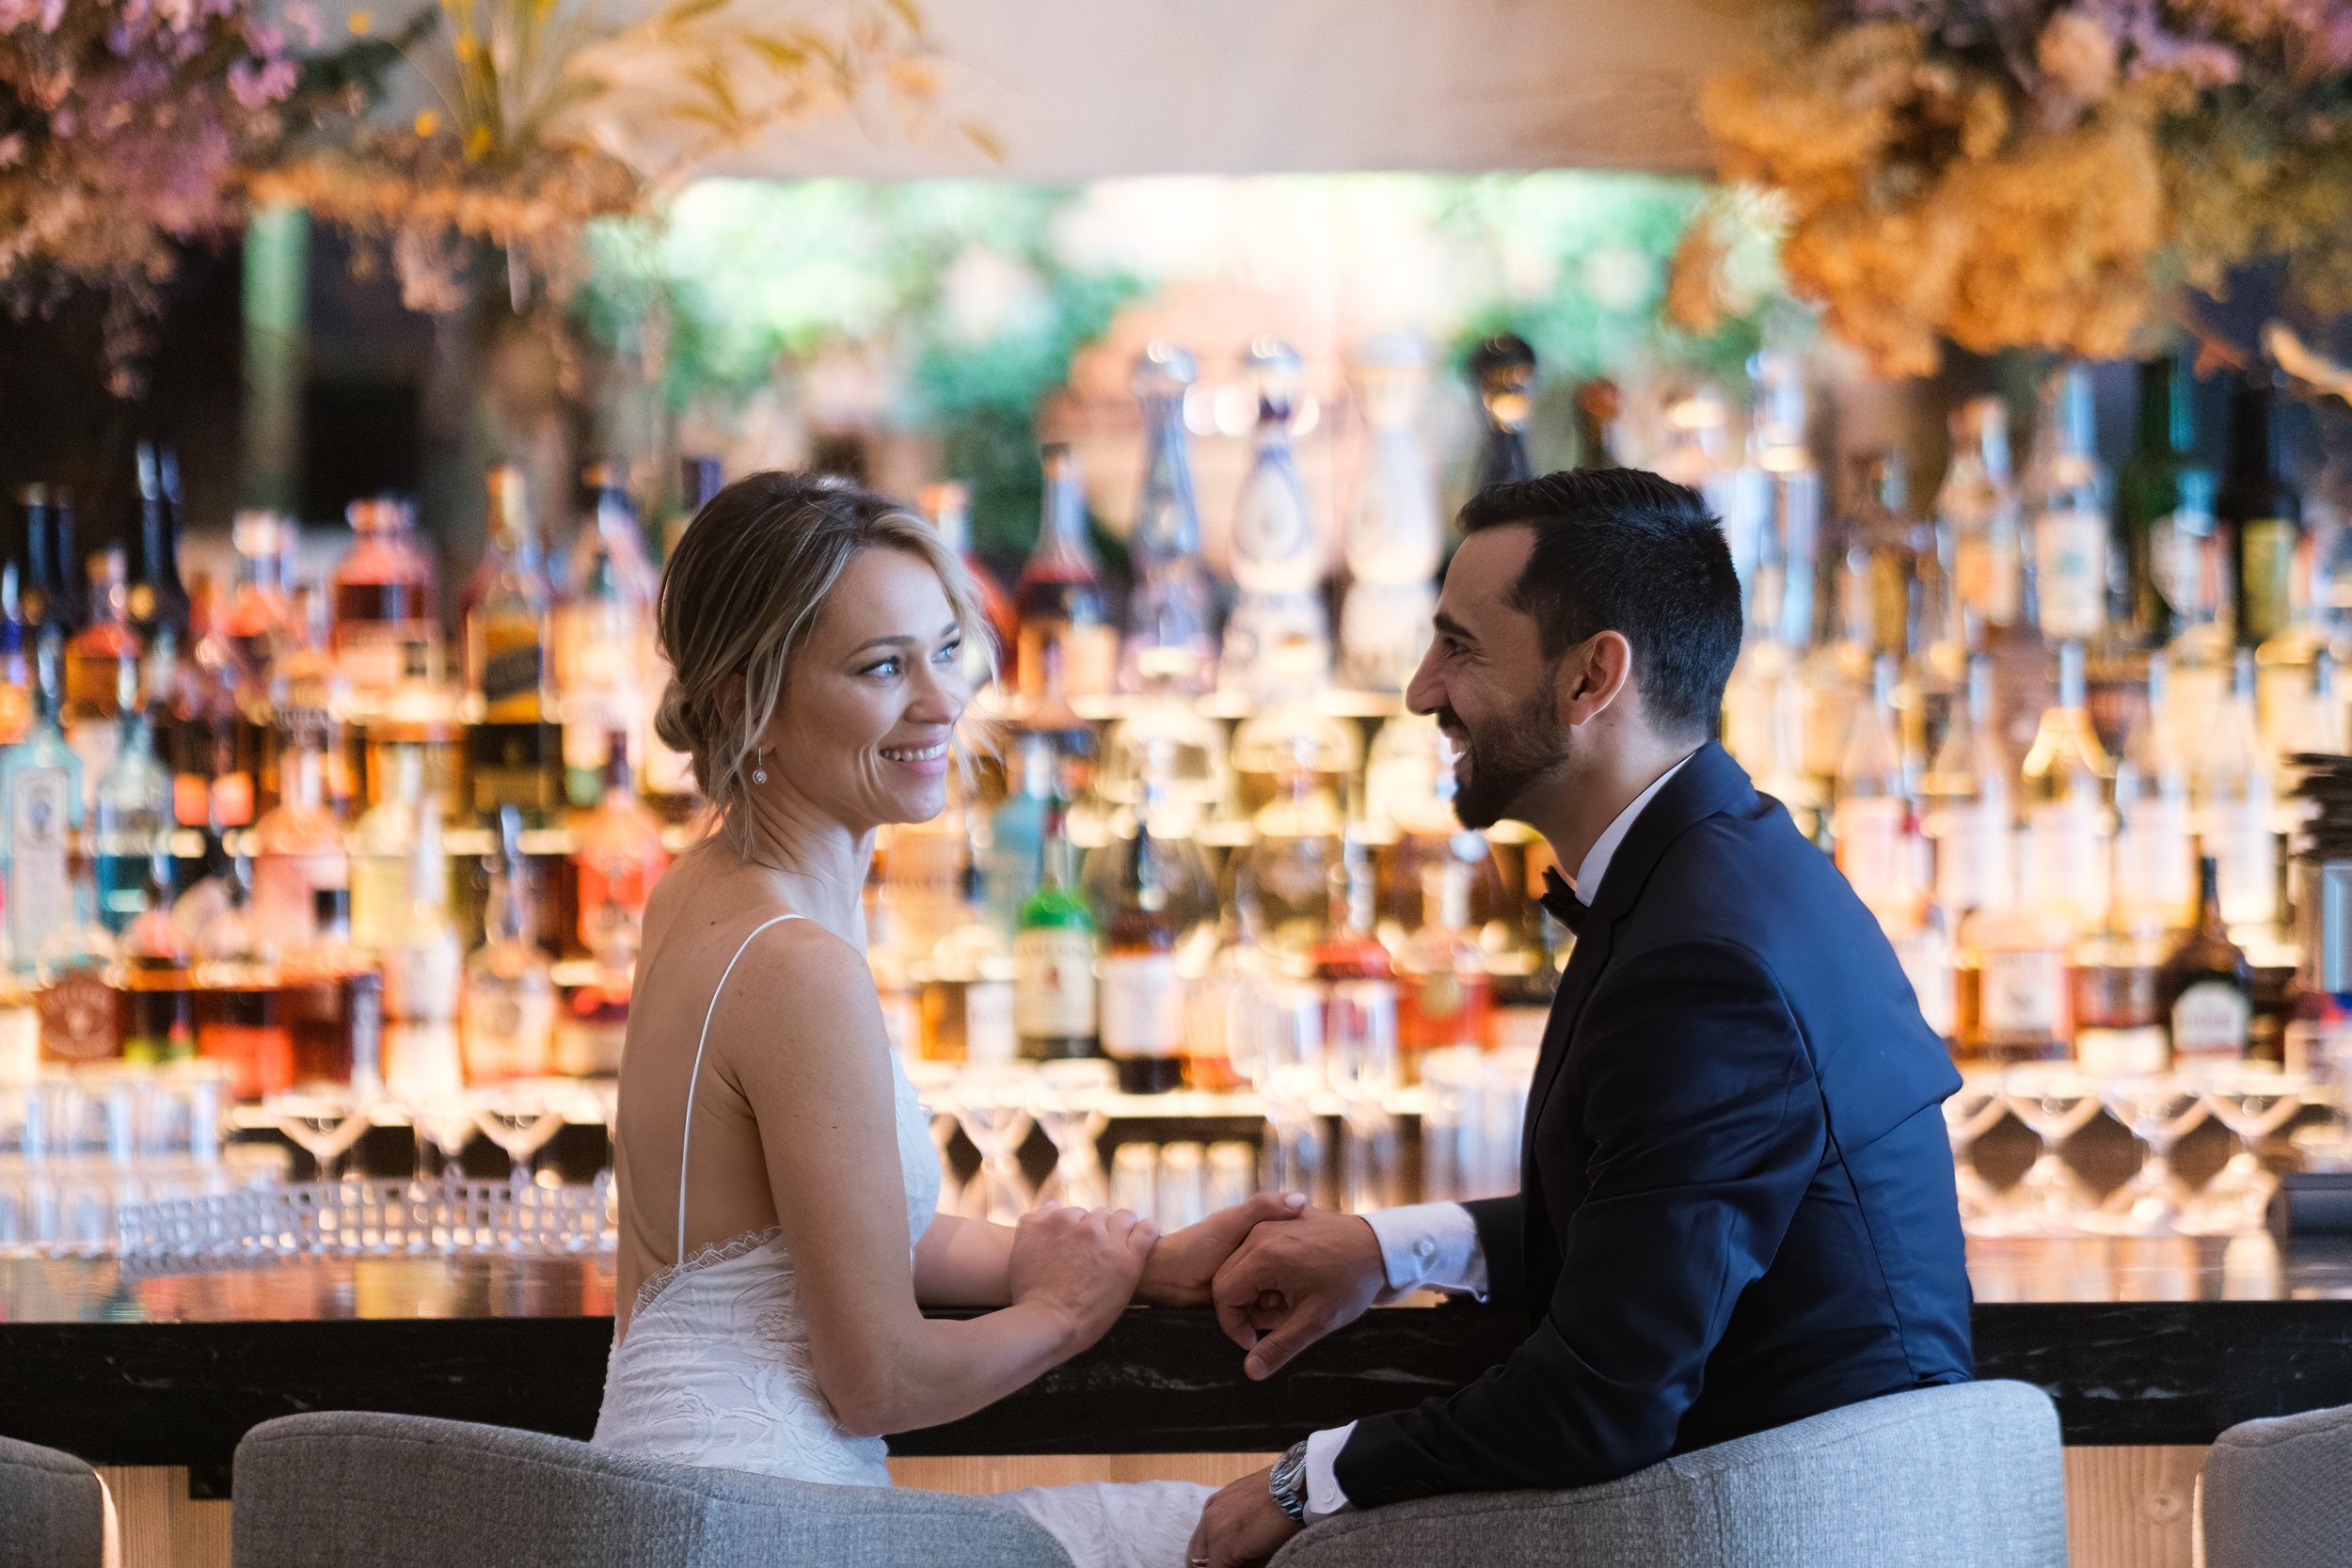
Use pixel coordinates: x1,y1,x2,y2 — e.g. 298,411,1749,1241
1398,859,1493,1062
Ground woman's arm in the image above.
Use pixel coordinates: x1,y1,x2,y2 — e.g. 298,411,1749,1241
913,1215,1015,1306
718,927,1149,1437
915,1196,1314,1309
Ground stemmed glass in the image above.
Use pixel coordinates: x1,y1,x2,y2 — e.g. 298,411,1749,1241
470,1084,567,1189
1327,981,1402,1214
953,1062,1038,1226
904,1058,965,1217
2003,1065,2104,1234
1239,976,1325,1198
1031,1058,1114,1211
2186,1065,2306,1236
1943,1071,2012,1233
411,1091,480,1187
2096,1074,2210,1235
269,1088,373,1186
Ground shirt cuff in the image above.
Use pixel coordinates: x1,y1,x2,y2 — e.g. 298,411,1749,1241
1362,1201,1488,1299
1302,1423,1356,1521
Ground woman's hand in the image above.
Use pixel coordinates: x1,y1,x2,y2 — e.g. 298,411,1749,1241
1008,1204,1161,1347
1136,1191,1309,1307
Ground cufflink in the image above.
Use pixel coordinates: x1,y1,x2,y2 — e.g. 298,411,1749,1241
1413,1236,1437,1261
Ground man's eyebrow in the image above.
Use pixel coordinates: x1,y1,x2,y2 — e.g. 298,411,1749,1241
1432,610,1476,644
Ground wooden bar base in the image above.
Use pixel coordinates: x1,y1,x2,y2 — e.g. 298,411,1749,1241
97,1449,2205,1568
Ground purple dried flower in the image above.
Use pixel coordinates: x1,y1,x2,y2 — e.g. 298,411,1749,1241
226,55,293,108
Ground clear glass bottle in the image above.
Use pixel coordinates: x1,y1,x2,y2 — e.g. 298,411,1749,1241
2017,641,2113,927
62,547,137,792
2195,649,2280,929
1730,350,1822,651
1833,656,1922,930
91,658,168,934
331,497,439,705
1221,338,1330,705
350,745,437,956
1014,795,1096,1063
269,585,357,818
1096,776,1186,1095
2031,363,2113,645
2109,652,2195,933
1229,736,1343,972
1015,443,1117,707
986,730,1057,936
380,798,464,1101
281,885,382,1090
1802,471,1881,789
3,633,83,976
556,465,659,806
462,807,556,1085
575,733,669,963
465,463,555,728
251,731,347,955
2163,491,2232,756
1120,341,1217,697
1922,657,2013,923
1339,332,1442,694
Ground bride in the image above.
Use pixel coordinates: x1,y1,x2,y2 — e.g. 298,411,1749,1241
591,471,1299,1568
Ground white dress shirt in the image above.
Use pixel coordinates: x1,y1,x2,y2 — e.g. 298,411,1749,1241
1299,752,1695,1521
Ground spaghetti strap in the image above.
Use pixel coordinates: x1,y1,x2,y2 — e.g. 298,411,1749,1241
676,912,805,1264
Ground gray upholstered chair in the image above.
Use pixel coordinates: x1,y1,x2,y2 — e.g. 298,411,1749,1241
230,1412,1073,1568
0,1433,114,1568
1272,1379,2066,1568
2201,1402,2352,1568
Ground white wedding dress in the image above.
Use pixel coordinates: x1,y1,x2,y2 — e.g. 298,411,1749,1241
592,913,1213,1568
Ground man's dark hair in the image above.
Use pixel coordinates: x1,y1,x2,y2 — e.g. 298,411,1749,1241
1458,468,1741,739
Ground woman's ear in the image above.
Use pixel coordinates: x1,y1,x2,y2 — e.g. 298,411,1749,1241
715,671,745,730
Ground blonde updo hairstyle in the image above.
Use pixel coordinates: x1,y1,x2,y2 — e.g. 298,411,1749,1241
654,470,995,853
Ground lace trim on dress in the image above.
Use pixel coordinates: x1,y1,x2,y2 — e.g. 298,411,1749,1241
631,1224,784,1323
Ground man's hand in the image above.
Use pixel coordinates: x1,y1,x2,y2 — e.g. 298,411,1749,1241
1135,1191,1308,1307
1186,1465,1302,1568
1211,1206,1387,1378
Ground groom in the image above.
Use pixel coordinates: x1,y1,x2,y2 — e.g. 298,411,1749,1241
1189,469,1974,1565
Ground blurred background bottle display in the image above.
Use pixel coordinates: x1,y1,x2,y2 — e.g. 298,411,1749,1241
1466,334,1535,494
1015,444,1116,710
1120,341,1217,698
1339,333,1441,694
1219,338,1329,706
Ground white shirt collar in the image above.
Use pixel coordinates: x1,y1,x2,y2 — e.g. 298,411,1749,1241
1567,752,1695,905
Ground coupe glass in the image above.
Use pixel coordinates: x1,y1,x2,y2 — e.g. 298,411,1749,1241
2002,1066,2104,1234
270,1088,373,1186
953,1062,1038,1225
1031,1058,1114,1211
411,1091,480,1186
2185,1065,2306,1236
1327,980,1402,1213
470,1085,567,1188
2096,1074,2209,1235
1942,1070,2012,1233
904,1058,965,1216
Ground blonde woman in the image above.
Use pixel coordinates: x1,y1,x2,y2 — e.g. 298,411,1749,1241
591,472,1297,1568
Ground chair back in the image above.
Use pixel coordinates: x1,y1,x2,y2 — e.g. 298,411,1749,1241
230,1411,1073,1568
0,1433,113,1568
2201,1402,2352,1568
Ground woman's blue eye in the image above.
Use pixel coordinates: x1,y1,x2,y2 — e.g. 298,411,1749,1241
866,657,901,677
934,641,961,665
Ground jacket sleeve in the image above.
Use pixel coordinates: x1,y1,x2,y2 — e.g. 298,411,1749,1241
1333,939,1824,1505
1458,1195,1525,1307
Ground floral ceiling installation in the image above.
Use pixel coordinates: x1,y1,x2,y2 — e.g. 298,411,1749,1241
1695,0,2352,374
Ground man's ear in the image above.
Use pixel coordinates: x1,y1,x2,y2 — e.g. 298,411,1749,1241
1552,631,1633,728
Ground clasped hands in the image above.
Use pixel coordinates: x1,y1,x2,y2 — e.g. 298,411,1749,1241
1150,1197,1391,1568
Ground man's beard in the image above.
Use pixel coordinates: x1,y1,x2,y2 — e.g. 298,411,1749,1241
1444,684,1570,831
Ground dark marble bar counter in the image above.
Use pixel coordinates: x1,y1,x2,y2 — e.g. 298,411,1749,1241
4,1235,2351,1496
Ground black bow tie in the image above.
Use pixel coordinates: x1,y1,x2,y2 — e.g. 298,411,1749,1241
1538,867,1586,934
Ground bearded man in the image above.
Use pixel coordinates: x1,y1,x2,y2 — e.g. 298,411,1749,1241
1189,468,1974,1566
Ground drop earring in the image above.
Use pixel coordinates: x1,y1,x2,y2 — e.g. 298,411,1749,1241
752,748,768,785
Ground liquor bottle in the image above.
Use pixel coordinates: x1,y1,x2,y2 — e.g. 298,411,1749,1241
251,731,347,954
1119,342,1218,696
1953,851,2075,1065
2030,363,2112,644
556,465,658,805
2109,652,2195,933
91,659,168,933
111,845,192,1068
1339,333,1442,694
1845,450,1918,660
1731,351,1822,651
1395,857,1492,1059
1467,334,1536,493
2218,372,2302,651
1221,338,1331,704
280,886,383,1090
575,733,670,961
1900,505,1963,770
2254,532,2333,763
2121,357,2212,646
1013,795,1096,1062
129,441,191,643
2195,649,2280,928
331,497,438,704
3,634,82,977
919,481,1018,684
349,745,434,955
2018,641,2112,927
17,483,82,633
1799,511,1874,791
2157,853,2255,1063
918,854,1016,1067
1313,837,1404,1106
1941,397,2046,747
62,547,138,792
269,585,357,817
463,807,556,1084
1096,777,1186,1094
167,581,259,844
465,464,554,727
191,848,293,1101
1014,443,1116,707
1922,657,2013,922
2070,920,2167,1077
1311,835,1397,996
379,797,463,1101
1834,656,1922,929
222,510,294,685
1230,735,1343,970
33,839,117,1067
987,730,1057,935
2162,500,2231,755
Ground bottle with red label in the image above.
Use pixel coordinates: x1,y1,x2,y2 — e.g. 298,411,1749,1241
575,731,669,960
1398,858,1493,1061
331,497,439,705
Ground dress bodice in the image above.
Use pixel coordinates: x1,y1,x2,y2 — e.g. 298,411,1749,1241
591,1042,940,1485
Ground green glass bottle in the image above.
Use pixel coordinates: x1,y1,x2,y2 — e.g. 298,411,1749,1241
2218,372,2303,650
1013,797,1097,1061
2121,356,2211,648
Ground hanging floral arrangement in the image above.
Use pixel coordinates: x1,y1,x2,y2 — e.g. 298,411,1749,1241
247,0,969,319
1687,0,2352,375
0,0,317,391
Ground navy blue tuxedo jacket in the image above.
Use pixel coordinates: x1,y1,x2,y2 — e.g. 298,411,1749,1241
1333,742,1973,1505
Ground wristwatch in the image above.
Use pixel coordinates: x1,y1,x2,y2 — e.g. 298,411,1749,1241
1268,1438,1311,1524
